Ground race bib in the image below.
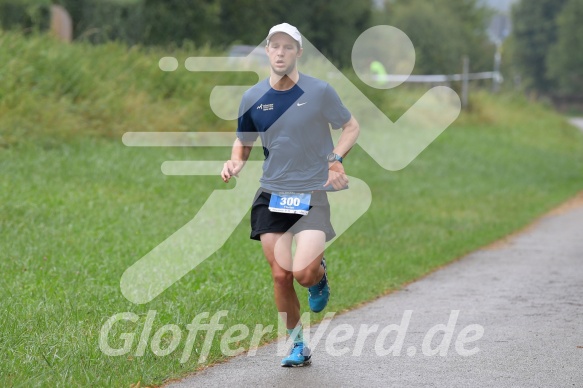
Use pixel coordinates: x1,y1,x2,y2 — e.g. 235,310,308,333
268,192,311,215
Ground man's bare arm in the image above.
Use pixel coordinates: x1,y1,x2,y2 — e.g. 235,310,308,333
324,116,360,190
221,138,254,183
333,115,360,159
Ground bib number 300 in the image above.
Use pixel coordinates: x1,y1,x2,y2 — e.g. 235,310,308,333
268,192,311,215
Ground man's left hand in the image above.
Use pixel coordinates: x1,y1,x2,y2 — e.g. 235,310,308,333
324,162,349,190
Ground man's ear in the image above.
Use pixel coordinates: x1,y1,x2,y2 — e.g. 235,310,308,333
297,47,303,58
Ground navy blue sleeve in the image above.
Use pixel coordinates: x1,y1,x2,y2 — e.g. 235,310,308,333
321,84,352,129
236,95,259,143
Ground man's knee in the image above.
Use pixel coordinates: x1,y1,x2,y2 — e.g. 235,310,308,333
293,268,318,287
272,269,294,289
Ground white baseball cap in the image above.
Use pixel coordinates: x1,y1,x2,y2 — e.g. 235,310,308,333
266,23,302,48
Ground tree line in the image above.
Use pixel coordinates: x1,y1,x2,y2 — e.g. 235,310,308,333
0,0,493,70
1,0,581,97
512,0,583,97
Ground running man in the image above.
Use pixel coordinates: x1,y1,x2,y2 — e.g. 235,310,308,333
221,23,360,367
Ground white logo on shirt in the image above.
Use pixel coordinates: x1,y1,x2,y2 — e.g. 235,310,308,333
256,103,274,111
297,102,307,106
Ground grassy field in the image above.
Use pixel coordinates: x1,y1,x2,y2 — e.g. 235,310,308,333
2,31,583,387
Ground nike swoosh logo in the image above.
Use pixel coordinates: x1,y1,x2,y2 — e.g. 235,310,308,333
297,102,307,106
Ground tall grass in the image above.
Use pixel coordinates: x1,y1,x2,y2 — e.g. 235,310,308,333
0,30,259,147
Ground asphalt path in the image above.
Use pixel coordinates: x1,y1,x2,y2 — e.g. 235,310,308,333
569,117,583,132
166,120,583,388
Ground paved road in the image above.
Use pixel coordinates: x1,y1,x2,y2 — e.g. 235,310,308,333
167,117,583,388
167,191,583,388
569,118,583,133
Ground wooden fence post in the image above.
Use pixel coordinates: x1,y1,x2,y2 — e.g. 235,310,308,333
461,56,470,109
50,4,73,43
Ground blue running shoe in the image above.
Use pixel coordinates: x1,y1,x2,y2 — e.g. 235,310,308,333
281,342,311,367
308,258,330,313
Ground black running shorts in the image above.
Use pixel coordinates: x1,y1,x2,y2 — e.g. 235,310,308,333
250,189,336,242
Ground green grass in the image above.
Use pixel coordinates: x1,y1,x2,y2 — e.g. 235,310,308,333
0,30,256,148
2,31,583,387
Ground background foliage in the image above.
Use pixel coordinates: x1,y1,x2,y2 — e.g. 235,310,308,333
512,0,583,97
1,0,490,72
3,0,581,98
546,0,583,96
511,0,567,94
374,0,494,75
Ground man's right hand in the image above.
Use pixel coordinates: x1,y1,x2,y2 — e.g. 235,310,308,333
221,160,245,183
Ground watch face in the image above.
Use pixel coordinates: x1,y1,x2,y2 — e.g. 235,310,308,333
327,153,335,162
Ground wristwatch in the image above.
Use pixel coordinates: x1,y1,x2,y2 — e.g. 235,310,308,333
326,152,343,163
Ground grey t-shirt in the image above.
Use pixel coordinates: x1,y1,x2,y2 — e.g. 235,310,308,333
237,73,351,192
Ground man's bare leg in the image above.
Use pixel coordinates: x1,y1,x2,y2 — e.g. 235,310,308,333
260,232,300,329
291,229,326,287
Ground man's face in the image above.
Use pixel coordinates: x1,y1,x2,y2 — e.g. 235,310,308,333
266,32,302,76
